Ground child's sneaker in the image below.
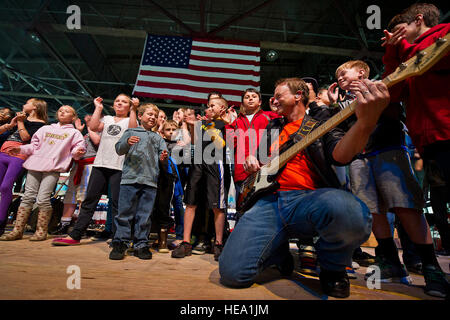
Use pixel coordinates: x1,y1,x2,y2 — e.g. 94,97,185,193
109,242,128,260
192,241,207,255
171,241,192,258
52,237,80,246
49,222,71,236
134,246,153,260
168,239,182,250
91,230,112,241
364,256,412,285
422,264,449,298
353,250,376,267
346,266,358,279
298,245,319,276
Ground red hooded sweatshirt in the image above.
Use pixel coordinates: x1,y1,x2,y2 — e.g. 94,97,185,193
226,109,280,183
382,23,450,154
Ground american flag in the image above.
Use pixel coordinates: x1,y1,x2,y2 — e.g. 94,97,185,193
132,34,260,105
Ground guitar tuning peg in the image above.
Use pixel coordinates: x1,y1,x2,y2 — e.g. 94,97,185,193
436,37,447,46
399,63,407,70
415,51,426,64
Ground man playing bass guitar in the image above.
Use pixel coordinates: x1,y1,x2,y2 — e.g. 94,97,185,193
219,77,390,298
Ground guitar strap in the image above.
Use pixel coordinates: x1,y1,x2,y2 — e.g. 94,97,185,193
275,116,319,176
278,117,319,154
290,118,319,142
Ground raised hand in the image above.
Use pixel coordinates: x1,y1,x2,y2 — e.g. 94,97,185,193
131,97,140,110
173,111,180,123
8,116,18,128
15,111,27,122
327,82,339,104
196,114,208,121
227,106,238,122
381,26,406,47
74,118,85,132
94,97,104,110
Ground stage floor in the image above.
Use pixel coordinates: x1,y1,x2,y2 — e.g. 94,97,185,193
0,234,448,301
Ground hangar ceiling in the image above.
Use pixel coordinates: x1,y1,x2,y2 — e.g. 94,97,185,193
0,0,448,118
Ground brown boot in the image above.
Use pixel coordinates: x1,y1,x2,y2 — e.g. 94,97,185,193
29,209,53,241
158,228,169,253
0,206,33,241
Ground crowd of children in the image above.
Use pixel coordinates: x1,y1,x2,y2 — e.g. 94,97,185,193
0,2,448,299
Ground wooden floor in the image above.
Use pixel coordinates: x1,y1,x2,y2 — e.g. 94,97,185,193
0,233,448,301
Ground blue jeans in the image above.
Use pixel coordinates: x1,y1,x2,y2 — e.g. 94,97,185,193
113,184,157,249
219,188,372,288
172,194,184,240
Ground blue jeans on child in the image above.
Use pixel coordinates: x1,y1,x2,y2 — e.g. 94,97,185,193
172,194,184,240
219,188,372,288
113,183,157,249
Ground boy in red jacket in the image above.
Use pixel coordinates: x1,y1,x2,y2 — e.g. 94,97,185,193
382,3,449,165
381,3,449,298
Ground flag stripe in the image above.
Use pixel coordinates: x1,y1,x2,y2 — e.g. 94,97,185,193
136,80,256,97
190,59,260,71
191,45,259,57
188,64,260,76
190,54,260,66
138,70,260,86
193,39,260,51
133,90,242,105
191,49,259,61
138,64,260,77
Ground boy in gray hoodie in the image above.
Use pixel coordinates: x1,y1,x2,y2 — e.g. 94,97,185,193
110,103,168,260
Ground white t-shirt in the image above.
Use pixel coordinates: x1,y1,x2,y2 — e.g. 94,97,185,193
246,114,255,123
93,115,130,171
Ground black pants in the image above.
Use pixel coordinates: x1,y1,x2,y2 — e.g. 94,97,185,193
70,167,121,240
430,185,450,251
151,162,176,230
423,141,450,251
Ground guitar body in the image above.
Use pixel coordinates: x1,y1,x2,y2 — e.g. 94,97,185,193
237,170,280,213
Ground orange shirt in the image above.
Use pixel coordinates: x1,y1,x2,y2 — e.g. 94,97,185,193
270,118,320,191
1,141,28,160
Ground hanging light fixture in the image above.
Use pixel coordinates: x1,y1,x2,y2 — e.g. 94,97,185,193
265,50,279,62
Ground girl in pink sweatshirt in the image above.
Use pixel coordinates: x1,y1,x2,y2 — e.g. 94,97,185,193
0,105,86,241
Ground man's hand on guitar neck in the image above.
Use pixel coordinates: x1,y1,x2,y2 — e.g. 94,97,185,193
350,79,390,128
243,155,260,174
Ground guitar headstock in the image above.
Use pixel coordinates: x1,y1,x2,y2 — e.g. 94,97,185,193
384,33,450,87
